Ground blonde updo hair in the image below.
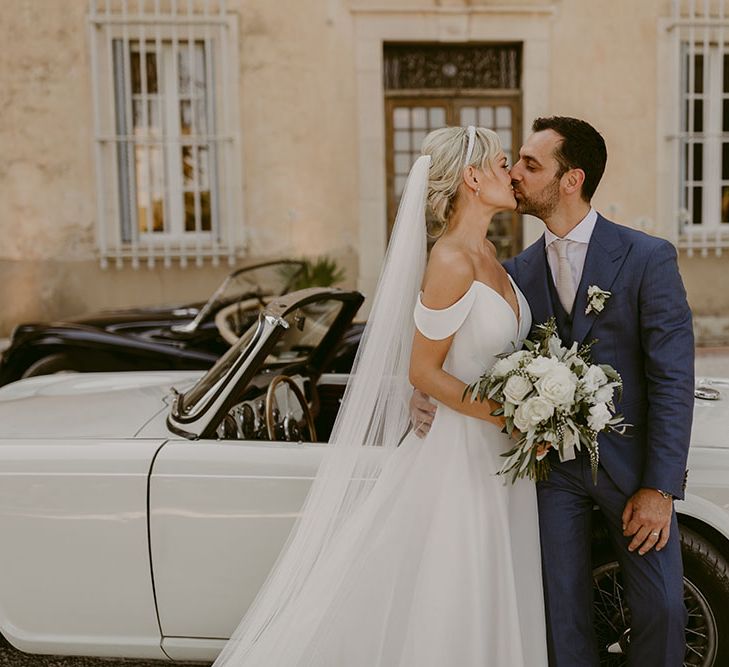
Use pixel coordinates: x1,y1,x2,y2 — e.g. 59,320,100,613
421,126,503,235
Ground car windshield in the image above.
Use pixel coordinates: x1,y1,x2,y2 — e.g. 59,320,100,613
179,297,345,416
215,262,304,305
179,261,305,333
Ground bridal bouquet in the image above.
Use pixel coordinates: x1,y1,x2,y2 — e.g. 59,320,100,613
465,318,626,484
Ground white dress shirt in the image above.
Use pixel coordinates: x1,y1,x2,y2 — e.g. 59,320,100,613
544,207,598,292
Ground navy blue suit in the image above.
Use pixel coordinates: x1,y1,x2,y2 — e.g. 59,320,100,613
504,215,694,667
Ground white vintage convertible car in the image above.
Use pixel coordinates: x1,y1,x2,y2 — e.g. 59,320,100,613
0,286,727,667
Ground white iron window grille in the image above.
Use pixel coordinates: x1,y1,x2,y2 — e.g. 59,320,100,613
670,0,729,256
87,0,243,269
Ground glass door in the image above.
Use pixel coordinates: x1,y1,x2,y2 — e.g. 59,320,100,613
385,96,522,256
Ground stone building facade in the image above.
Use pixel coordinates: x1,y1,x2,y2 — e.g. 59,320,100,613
1,0,728,343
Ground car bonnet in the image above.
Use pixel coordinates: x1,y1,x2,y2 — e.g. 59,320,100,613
0,371,202,439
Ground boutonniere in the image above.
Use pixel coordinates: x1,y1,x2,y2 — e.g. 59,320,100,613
585,285,611,315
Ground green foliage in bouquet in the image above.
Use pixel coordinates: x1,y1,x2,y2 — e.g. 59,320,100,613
464,317,627,485
279,256,347,292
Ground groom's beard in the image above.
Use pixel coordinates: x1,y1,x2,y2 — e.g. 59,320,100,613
514,177,560,220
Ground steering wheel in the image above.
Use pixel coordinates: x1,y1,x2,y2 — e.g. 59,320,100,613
265,375,317,442
214,296,271,345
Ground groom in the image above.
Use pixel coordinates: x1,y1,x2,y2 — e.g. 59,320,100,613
412,116,694,666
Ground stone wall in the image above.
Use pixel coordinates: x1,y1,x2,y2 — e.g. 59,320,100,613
1,0,727,343
0,0,360,332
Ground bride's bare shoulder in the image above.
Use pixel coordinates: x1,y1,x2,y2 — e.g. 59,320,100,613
421,241,474,310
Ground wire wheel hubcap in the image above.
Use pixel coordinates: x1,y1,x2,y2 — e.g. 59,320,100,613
593,562,716,666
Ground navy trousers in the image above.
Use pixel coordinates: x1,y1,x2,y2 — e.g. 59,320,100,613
536,453,687,667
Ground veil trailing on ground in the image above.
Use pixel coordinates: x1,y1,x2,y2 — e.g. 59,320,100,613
212,155,431,666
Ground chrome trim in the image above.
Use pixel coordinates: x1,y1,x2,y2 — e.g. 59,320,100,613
695,386,721,401
264,313,290,329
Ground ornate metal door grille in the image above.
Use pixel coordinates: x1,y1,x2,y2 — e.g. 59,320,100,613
384,43,521,91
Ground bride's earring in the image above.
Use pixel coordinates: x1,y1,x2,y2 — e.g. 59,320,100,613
475,187,481,197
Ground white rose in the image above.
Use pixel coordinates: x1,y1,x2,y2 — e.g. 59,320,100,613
592,295,608,313
594,384,615,404
587,402,612,432
582,365,608,393
513,396,555,432
503,375,533,405
535,365,577,407
526,355,561,378
586,286,611,315
548,336,566,358
509,350,533,367
491,357,516,378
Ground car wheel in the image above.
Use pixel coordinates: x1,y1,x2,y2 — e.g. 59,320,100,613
21,353,76,378
593,525,729,666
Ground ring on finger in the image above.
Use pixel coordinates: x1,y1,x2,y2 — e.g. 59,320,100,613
651,531,659,537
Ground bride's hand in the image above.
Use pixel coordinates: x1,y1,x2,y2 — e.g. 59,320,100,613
482,405,506,430
410,389,436,438
492,414,507,430
536,442,552,460
509,429,551,458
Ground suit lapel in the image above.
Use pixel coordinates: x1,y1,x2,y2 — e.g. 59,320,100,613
514,235,554,329
570,215,630,344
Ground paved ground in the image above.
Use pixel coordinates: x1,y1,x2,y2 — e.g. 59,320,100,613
0,637,212,667
0,636,210,667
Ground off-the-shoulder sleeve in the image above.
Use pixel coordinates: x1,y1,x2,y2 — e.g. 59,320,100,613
413,285,477,340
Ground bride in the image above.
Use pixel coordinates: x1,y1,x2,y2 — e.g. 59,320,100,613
213,126,548,666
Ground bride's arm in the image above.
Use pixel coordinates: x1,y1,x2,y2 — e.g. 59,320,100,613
408,250,505,428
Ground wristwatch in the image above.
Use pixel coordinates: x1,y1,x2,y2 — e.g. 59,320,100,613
655,489,673,500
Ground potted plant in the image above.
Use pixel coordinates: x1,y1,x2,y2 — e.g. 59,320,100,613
279,255,346,292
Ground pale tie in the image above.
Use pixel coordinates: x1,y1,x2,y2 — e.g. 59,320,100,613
553,239,576,314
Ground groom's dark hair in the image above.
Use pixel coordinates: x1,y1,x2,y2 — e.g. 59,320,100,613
532,116,607,202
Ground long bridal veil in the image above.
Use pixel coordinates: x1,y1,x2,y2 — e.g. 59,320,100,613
212,155,432,666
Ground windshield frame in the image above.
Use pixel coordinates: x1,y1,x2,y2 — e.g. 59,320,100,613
170,259,306,335
166,287,364,440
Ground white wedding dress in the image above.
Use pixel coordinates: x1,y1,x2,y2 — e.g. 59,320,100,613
217,275,548,666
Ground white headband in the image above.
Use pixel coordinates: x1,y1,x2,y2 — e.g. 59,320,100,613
464,125,476,166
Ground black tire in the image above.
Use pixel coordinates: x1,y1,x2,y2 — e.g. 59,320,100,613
681,527,729,665
20,353,76,379
592,525,729,666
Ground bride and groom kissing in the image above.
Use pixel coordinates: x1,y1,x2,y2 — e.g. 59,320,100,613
211,117,694,666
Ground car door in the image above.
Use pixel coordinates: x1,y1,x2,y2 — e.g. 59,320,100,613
0,437,167,659
151,288,363,661
149,436,325,661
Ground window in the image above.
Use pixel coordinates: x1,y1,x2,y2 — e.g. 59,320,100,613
680,45,729,231
118,40,213,240
671,1,729,255
88,0,242,268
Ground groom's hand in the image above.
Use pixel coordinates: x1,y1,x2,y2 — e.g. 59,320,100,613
410,389,436,438
622,488,674,556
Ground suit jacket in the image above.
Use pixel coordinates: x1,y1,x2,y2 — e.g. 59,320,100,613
503,214,695,499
